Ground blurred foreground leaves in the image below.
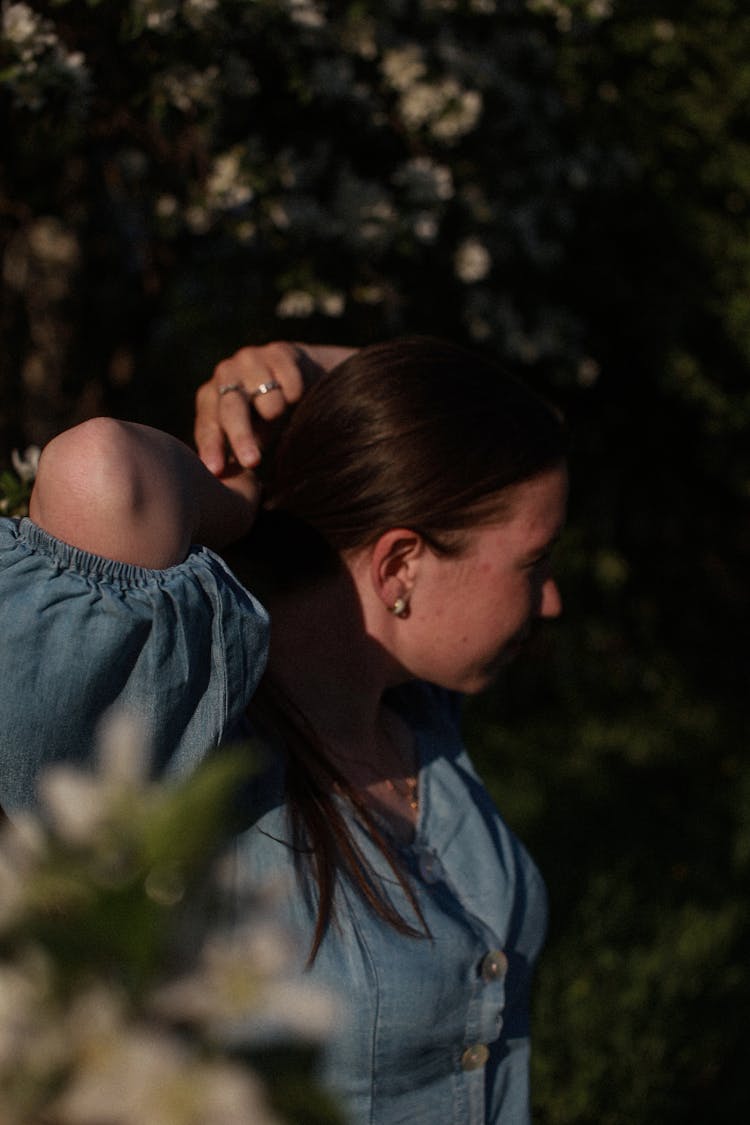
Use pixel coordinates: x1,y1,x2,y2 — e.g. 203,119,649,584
0,713,341,1124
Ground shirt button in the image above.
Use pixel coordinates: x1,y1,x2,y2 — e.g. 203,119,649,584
461,1043,490,1071
480,949,509,982
417,850,444,884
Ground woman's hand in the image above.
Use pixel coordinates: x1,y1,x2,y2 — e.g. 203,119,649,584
194,342,357,475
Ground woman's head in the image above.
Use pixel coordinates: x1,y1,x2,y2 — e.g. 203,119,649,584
261,336,567,574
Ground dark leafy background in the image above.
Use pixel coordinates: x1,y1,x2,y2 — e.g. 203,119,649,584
2,2,748,1120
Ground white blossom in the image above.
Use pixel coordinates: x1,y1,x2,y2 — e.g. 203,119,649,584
37,711,150,846
0,947,65,1081
10,444,40,483
53,1023,280,1125
156,194,179,219
206,148,254,211
157,64,220,113
318,290,345,316
27,217,80,269
454,236,492,283
185,204,211,234
286,0,326,30
414,212,439,242
150,923,336,1046
2,1,38,45
276,290,315,318
577,356,601,386
653,18,676,42
430,85,482,142
381,44,427,92
398,77,482,142
132,0,179,33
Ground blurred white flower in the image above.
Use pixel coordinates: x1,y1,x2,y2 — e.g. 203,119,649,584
319,290,345,317
185,204,211,234
587,0,613,19
0,725,334,1123
653,18,676,42
53,1022,281,1125
430,85,482,142
287,0,326,30
0,947,64,1079
156,194,179,219
27,217,80,269
399,81,442,129
268,201,291,230
2,2,39,45
206,148,254,211
151,922,337,1047
577,356,601,387
133,0,178,33
158,64,220,113
38,711,151,846
381,44,427,92
414,212,439,242
96,709,150,785
276,290,315,318
399,77,482,142
454,237,492,283
10,444,40,483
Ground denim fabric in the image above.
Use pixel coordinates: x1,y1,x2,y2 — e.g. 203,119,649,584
233,683,548,1125
0,517,269,810
0,516,546,1122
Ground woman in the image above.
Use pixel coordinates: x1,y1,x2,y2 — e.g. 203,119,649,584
0,337,566,1124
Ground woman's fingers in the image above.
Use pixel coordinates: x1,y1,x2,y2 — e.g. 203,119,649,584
194,343,306,473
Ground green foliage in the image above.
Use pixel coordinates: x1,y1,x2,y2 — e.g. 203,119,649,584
0,467,31,515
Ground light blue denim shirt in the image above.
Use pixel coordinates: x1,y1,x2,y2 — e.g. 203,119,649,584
234,683,548,1125
0,517,268,810
0,516,547,1123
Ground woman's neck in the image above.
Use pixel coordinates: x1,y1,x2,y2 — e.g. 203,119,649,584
265,575,390,741
265,577,419,837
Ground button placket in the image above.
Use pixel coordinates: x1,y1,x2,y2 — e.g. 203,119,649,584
461,1042,490,1071
480,948,508,983
478,948,508,1040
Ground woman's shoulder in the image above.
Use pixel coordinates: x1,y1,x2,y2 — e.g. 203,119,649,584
0,517,271,811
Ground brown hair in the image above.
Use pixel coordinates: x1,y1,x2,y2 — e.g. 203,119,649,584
245,337,566,959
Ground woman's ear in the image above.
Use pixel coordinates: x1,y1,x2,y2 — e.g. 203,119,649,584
368,528,426,618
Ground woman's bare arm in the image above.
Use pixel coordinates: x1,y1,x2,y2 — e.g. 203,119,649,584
29,418,259,569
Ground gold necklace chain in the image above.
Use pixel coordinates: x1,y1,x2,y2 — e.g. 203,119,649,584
384,774,419,811
327,709,419,814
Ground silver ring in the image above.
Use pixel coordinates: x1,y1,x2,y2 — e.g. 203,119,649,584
218,383,244,397
249,380,282,399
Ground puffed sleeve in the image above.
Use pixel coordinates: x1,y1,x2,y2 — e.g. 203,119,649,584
0,517,269,811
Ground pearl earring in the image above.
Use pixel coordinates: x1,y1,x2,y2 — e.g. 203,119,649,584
390,596,408,618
